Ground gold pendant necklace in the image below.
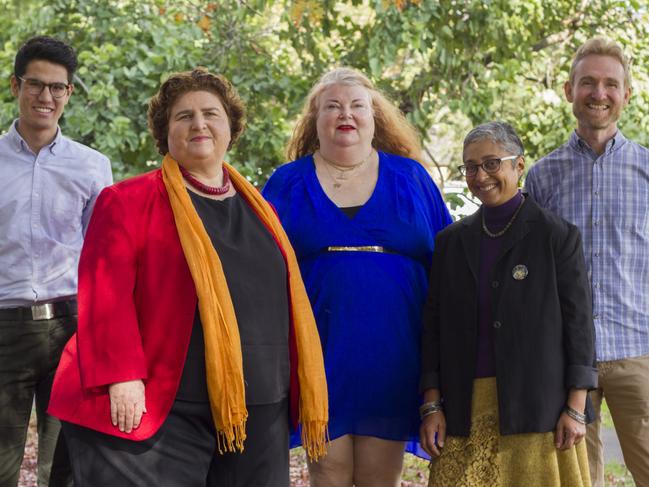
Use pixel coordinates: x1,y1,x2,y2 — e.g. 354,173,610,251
481,196,525,238
318,149,374,189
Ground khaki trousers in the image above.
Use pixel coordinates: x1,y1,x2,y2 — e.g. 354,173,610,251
586,353,649,487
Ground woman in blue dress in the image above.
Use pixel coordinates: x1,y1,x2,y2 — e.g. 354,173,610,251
263,67,451,486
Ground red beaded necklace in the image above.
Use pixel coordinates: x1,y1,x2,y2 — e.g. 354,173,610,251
179,166,231,195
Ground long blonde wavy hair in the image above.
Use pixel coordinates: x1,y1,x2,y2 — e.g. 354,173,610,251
286,67,422,162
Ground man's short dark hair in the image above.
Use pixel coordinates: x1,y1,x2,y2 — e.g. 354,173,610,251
14,36,78,82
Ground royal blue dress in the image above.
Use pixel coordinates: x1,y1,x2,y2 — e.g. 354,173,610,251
262,152,451,456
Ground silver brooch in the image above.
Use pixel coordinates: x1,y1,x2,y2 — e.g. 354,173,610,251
512,264,528,280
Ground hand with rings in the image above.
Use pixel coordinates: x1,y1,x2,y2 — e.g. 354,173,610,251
554,411,586,450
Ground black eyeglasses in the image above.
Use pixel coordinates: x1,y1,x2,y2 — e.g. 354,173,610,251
18,76,70,99
459,155,520,177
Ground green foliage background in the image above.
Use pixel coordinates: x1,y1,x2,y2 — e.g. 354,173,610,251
1,0,647,184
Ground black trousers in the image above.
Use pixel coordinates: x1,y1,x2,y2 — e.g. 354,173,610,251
0,314,75,487
62,398,290,486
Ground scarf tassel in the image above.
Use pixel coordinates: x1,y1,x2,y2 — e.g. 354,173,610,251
216,422,247,454
301,421,329,461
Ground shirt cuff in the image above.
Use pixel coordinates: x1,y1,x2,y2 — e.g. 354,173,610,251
419,371,440,394
565,364,598,390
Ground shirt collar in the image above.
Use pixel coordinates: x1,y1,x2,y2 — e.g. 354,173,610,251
569,129,627,156
48,127,63,155
8,119,62,155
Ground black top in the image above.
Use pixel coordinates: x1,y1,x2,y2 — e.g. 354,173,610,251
339,205,362,218
475,191,525,377
176,191,290,405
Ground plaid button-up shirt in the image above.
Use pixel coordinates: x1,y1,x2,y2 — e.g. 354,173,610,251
525,130,649,362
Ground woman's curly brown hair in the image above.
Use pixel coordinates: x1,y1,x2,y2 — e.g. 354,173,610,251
148,67,246,155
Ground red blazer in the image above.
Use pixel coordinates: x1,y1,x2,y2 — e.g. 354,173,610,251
48,169,299,440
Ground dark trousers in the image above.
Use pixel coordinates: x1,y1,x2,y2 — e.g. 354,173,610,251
62,398,290,487
0,315,76,487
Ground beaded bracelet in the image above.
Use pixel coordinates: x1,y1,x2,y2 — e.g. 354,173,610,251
564,405,587,425
419,400,443,420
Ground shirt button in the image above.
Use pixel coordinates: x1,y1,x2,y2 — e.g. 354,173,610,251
594,283,600,288
593,314,599,319
594,191,599,196
493,321,502,329
593,220,598,226
595,252,600,257
491,281,499,288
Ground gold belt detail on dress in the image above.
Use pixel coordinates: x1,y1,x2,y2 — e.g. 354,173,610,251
326,246,389,253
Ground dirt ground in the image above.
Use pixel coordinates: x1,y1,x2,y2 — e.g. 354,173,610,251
19,413,632,487
17,414,37,487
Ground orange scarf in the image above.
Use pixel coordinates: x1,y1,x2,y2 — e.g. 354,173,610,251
162,155,328,460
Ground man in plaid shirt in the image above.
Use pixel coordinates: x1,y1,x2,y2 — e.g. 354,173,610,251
526,37,649,487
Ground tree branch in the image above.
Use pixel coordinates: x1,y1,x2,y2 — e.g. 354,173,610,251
424,145,446,188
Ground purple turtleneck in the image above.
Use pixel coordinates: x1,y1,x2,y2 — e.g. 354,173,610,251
475,190,525,378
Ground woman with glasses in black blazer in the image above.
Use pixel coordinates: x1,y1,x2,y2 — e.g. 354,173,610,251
419,121,596,487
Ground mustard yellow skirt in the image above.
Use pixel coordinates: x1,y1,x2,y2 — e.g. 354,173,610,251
428,378,591,487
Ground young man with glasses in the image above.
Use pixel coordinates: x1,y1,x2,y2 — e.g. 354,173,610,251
526,37,649,487
0,36,112,487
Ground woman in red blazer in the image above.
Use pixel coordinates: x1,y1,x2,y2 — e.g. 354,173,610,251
48,68,327,487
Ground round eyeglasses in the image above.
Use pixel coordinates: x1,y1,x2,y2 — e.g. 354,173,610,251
18,76,70,99
459,155,520,177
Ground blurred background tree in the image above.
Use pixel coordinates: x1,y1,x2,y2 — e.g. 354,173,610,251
1,0,647,185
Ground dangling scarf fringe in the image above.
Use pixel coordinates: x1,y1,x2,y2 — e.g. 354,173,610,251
162,155,328,460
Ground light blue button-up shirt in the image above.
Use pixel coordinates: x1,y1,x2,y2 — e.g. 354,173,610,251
0,120,113,307
526,130,649,361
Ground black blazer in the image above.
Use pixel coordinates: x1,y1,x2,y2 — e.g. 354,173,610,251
420,195,597,436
